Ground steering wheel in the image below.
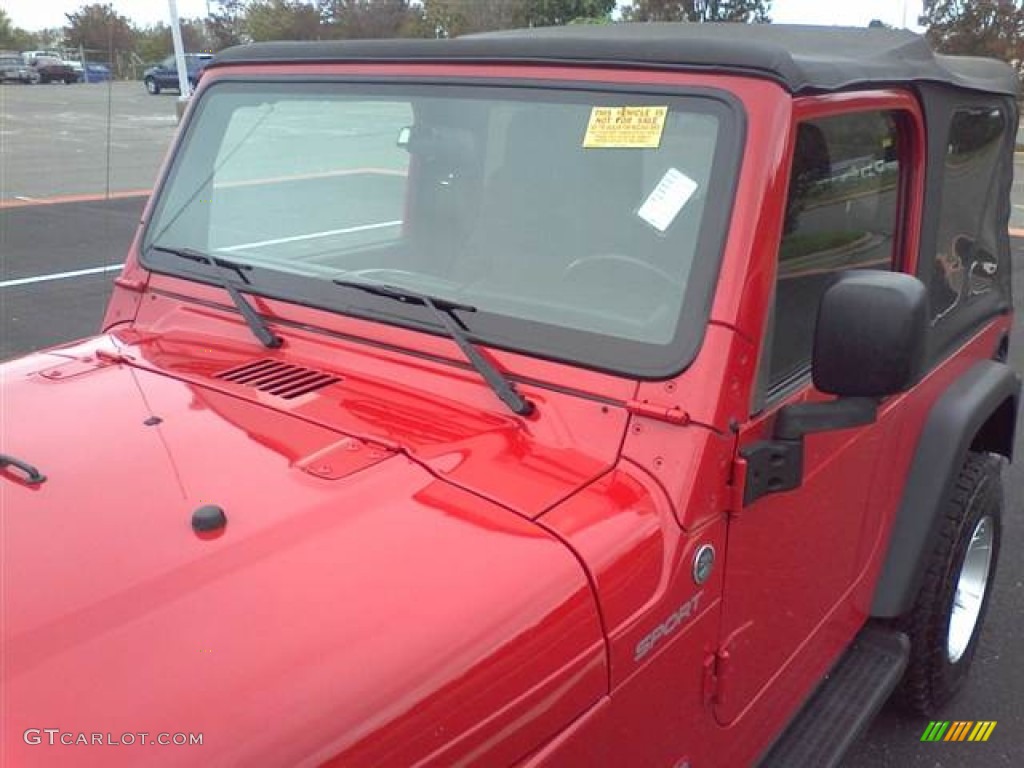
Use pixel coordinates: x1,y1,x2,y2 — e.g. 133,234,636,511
562,253,680,287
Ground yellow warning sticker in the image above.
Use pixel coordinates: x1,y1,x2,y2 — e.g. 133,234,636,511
583,106,668,149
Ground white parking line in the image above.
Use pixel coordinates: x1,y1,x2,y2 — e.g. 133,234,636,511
0,264,122,289
4,219,402,288
221,220,402,252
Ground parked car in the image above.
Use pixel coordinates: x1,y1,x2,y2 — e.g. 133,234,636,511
143,52,213,94
0,54,31,83
21,49,63,63
83,63,112,83
1,23,1019,768
25,54,78,84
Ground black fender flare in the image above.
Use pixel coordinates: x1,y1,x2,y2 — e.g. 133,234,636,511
871,360,1020,617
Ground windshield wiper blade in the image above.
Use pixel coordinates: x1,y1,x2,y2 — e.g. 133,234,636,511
333,279,534,417
333,280,476,313
150,245,282,349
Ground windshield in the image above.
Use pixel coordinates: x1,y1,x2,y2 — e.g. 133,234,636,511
142,80,739,376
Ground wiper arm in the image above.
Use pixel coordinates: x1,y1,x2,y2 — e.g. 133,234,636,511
150,245,282,349
333,279,534,417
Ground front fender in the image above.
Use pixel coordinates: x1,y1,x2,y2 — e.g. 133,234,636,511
871,360,1020,617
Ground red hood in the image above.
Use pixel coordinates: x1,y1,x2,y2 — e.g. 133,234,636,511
99,318,630,519
0,344,607,766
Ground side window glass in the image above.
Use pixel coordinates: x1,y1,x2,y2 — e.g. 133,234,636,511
930,107,1007,323
768,111,902,389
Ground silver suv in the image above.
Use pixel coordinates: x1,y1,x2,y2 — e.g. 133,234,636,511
0,54,30,83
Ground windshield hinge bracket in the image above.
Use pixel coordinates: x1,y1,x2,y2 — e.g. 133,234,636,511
626,400,690,425
113,275,147,292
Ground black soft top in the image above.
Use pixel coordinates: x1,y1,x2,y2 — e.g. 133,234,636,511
210,22,1017,96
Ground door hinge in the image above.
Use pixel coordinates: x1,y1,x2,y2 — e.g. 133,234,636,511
703,646,734,707
704,622,751,708
702,651,719,706
738,438,803,506
728,456,748,515
625,399,690,425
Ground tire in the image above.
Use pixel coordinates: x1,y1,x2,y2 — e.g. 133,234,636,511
145,77,160,95
893,451,1002,715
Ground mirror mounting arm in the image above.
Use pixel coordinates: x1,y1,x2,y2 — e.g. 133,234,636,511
740,397,879,507
773,397,879,441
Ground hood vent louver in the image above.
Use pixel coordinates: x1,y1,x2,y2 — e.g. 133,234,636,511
214,359,340,400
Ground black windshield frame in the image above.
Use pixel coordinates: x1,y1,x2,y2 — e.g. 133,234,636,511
140,75,744,379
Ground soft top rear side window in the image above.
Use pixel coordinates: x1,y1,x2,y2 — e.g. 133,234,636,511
928,105,1010,324
142,79,743,378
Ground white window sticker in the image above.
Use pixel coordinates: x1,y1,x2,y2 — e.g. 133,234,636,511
637,168,698,233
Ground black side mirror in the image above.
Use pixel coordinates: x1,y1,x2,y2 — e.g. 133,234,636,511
775,270,929,441
812,270,929,398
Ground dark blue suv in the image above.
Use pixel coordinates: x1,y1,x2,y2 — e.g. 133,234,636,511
143,53,213,95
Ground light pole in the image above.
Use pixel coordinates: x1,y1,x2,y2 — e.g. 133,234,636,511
168,0,192,116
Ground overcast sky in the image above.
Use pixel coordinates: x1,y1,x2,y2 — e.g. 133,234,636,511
5,0,925,33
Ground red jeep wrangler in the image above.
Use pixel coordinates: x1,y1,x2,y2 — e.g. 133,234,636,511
2,23,1019,767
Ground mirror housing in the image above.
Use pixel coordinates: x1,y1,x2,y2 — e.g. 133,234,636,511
812,270,929,398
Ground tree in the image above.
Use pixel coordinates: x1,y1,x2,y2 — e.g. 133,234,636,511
35,28,67,49
64,3,135,53
135,19,214,63
422,0,521,37
245,0,323,41
422,0,614,37
0,9,41,50
134,24,166,63
517,0,617,26
318,0,423,38
0,8,13,46
920,0,1024,80
181,18,215,51
208,0,248,48
622,0,771,23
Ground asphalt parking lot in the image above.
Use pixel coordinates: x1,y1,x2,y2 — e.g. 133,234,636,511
1,81,1022,766
1,81,178,200
0,195,143,359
